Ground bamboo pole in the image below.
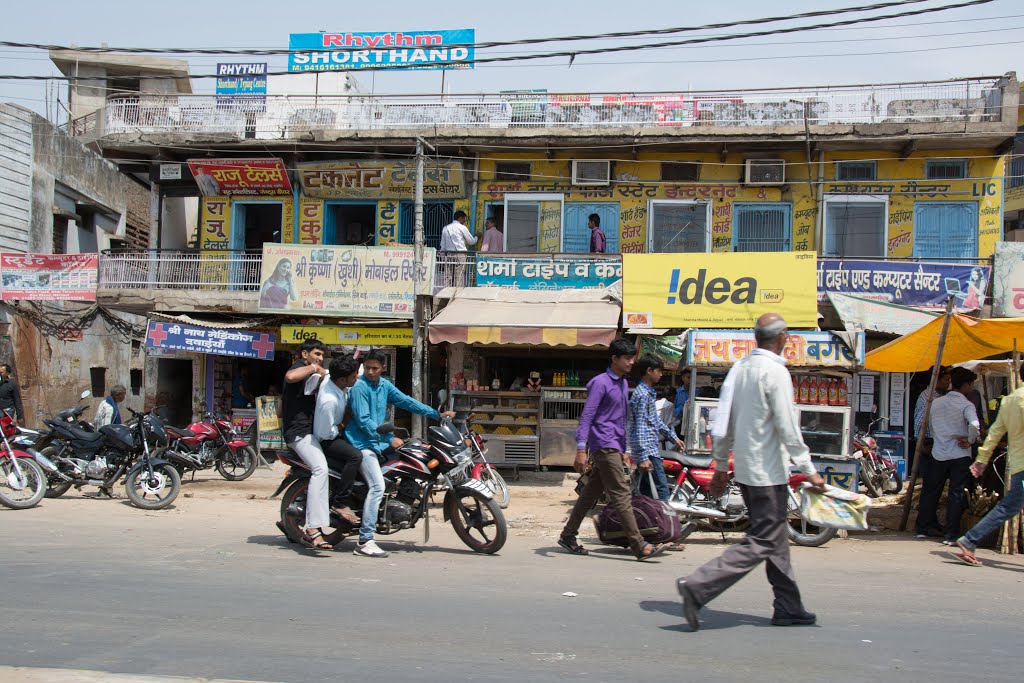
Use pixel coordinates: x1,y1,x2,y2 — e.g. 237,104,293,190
899,296,957,531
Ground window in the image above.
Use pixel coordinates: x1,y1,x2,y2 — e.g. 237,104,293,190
130,369,143,396
913,202,978,259
925,159,967,180
89,367,106,398
647,201,709,253
661,162,701,182
503,194,564,252
495,162,531,181
823,197,887,257
1008,156,1024,189
835,161,877,181
733,203,792,252
52,217,69,255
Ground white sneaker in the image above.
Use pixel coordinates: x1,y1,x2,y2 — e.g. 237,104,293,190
354,540,389,558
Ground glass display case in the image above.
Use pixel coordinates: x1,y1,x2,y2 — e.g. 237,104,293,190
449,390,540,468
539,388,588,467
797,404,853,459
685,399,720,453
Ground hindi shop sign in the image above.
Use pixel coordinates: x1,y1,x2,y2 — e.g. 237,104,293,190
0,253,98,301
258,244,435,319
818,259,989,311
187,158,292,197
297,160,465,200
288,29,475,72
475,256,621,290
145,322,276,361
687,330,865,369
622,252,818,329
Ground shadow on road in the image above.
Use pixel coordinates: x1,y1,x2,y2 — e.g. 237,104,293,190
928,549,1024,573
640,599,774,631
532,545,668,563
246,533,502,558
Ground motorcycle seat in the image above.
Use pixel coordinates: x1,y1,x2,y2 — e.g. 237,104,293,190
166,426,196,439
664,452,715,469
61,424,105,443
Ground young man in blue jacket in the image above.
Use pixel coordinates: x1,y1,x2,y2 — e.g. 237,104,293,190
344,349,455,557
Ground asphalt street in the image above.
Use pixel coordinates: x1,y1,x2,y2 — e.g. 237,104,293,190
0,476,1021,683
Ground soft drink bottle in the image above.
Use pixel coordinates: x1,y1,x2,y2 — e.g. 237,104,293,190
828,379,839,406
808,376,818,405
839,379,849,406
798,376,810,404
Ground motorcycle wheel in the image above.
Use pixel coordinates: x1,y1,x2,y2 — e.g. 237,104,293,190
475,465,510,509
124,463,181,510
0,456,46,509
858,459,884,498
447,491,507,554
278,478,308,544
786,493,837,547
40,447,72,498
216,445,258,481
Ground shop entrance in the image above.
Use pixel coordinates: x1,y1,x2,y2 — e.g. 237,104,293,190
230,202,283,250
157,358,193,427
325,202,377,246
398,201,453,249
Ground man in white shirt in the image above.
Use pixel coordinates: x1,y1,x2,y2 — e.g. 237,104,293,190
312,355,362,526
438,210,476,287
94,385,126,429
677,313,824,632
917,366,981,545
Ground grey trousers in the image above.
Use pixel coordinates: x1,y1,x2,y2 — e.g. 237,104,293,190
683,483,805,616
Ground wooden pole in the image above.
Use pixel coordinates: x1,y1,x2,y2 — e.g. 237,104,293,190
899,296,957,531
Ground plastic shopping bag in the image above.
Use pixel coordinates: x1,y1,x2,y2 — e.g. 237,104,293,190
799,484,871,531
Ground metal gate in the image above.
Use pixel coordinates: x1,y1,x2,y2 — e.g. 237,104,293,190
398,201,454,249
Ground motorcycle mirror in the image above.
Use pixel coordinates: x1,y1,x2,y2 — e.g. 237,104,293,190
376,422,395,434
80,390,91,400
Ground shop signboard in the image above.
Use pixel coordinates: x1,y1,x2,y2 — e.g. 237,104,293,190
622,252,818,329
818,259,989,310
475,256,620,290
258,244,434,319
280,325,413,347
288,29,475,71
687,330,864,369
256,396,284,450
145,322,276,361
187,158,292,197
992,242,1024,317
297,160,465,200
216,62,268,111
800,459,859,493
0,253,98,301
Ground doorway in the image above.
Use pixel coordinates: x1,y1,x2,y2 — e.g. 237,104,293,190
325,202,377,246
398,201,454,249
157,358,193,427
231,202,283,250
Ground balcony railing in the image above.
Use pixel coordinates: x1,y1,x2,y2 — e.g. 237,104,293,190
95,78,1007,139
99,249,263,291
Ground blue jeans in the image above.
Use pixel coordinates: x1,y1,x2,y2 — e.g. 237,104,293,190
960,471,1024,550
358,450,386,543
639,457,671,502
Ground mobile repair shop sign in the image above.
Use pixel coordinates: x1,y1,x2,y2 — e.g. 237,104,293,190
288,29,475,71
622,252,818,329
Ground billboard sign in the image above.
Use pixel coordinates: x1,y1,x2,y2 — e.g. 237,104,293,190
288,29,475,71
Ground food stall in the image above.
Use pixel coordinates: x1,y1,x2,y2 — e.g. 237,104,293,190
683,329,866,491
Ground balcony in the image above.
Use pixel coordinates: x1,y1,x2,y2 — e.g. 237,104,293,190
83,77,1013,144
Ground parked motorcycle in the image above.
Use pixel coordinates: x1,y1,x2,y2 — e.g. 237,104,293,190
155,402,258,481
276,419,507,554
460,417,510,509
38,406,181,509
15,391,95,458
0,408,47,509
854,420,903,498
662,449,837,547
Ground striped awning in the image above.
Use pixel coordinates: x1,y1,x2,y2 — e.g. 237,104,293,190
428,290,621,347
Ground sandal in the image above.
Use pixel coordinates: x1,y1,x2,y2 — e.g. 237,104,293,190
331,506,361,526
301,529,333,550
949,550,982,567
558,535,589,555
666,542,686,552
636,542,668,561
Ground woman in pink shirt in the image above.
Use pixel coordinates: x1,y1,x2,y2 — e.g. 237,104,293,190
480,218,504,253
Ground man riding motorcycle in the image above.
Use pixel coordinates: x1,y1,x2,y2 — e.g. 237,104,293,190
344,349,455,558
312,355,362,527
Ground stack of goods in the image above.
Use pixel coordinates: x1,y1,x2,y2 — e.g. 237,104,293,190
793,375,849,406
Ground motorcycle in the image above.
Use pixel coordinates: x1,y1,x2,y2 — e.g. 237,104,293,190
15,391,95,458
275,419,508,554
0,408,47,509
447,416,510,509
662,449,838,547
156,402,258,481
854,419,903,498
38,406,181,510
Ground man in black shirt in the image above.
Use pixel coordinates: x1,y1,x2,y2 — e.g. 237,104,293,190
282,338,332,549
0,363,24,426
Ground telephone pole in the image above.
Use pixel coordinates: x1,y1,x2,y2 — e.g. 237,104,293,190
411,137,434,437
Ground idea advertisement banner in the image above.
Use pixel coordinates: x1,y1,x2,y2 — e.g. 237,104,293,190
279,325,413,347
188,158,292,197
288,29,475,71
687,329,864,368
622,252,818,329
259,244,434,319
145,322,276,360
0,253,97,301
993,241,1024,317
818,259,989,310
297,160,465,200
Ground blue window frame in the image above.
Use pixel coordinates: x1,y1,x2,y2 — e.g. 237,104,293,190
732,203,792,252
925,159,968,180
835,161,877,181
913,202,978,259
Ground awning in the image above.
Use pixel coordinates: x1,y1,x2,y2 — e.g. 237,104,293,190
828,292,940,336
428,288,621,347
865,314,1024,372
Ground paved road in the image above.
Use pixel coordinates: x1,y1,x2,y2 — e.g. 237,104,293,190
0,482,1020,682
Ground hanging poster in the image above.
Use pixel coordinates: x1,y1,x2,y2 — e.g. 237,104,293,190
0,253,97,301
818,259,989,311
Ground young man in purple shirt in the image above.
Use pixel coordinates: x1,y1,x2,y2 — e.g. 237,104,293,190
558,338,669,560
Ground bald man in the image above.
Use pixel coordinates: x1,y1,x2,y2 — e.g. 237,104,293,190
677,313,825,631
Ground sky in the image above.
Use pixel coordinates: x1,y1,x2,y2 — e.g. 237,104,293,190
1,0,1022,121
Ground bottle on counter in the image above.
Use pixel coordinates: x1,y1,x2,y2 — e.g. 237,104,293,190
838,378,849,406
808,376,818,405
828,378,839,406
798,375,810,404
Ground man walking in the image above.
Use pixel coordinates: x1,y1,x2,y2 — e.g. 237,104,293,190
439,210,477,287
0,363,24,426
677,314,824,631
629,354,685,502
952,367,1024,566
919,367,981,546
558,338,668,561
588,213,607,254
913,367,951,539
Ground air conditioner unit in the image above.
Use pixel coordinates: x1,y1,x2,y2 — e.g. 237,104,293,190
572,160,611,186
744,159,786,185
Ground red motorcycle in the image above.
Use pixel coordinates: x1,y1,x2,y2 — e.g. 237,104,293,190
157,402,258,481
854,426,903,498
662,449,837,547
0,409,47,509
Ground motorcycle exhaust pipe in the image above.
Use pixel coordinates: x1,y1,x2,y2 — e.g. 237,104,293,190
669,501,730,519
29,448,59,473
